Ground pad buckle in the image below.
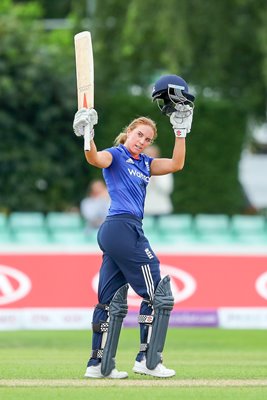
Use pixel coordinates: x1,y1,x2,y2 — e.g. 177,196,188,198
140,343,148,352
138,315,154,324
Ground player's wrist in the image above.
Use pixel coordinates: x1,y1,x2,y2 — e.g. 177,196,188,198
174,128,187,138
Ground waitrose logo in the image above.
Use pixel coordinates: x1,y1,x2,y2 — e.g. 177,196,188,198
127,168,149,183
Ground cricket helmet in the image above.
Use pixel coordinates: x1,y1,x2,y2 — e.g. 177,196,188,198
152,74,195,116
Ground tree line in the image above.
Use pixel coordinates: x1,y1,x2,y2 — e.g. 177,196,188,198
0,0,266,214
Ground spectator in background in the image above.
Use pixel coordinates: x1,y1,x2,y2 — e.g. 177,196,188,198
80,179,110,233
144,145,174,225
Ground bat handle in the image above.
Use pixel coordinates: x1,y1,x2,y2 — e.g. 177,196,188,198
84,124,91,151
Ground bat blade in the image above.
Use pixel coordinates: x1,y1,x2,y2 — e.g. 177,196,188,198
74,31,94,110
74,31,94,150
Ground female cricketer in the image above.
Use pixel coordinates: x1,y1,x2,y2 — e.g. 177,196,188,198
73,75,195,379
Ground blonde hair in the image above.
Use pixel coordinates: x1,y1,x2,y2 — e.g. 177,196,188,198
114,116,157,146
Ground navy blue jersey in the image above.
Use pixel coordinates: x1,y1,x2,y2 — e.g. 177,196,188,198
102,144,153,219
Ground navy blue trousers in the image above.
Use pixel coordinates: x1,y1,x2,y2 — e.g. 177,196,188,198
88,214,161,366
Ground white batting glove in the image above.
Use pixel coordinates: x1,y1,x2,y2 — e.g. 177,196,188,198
73,108,98,138
170,104,193,138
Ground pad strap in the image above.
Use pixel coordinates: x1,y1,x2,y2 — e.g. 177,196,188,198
92,321,109,333
96,303,109,311
91,349,103,359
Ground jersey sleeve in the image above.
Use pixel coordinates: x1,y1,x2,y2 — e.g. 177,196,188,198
104,146,120,166
142,153,154,176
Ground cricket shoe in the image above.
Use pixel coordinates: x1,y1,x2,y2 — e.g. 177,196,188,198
84,364,128,379
133,359,175,378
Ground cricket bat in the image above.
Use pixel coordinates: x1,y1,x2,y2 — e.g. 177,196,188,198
74,31,94,151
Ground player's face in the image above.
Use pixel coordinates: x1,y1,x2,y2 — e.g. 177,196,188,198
125,124,154,157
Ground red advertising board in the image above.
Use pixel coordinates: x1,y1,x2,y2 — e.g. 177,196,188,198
0,253,267,309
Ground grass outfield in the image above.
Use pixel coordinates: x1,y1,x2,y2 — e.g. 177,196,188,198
0,328,267,399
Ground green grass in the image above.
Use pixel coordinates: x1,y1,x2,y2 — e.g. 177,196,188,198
1,388,267,400
0,328,267,399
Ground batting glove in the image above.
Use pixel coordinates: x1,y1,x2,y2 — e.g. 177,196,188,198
170,104,193,138
73,108,98,139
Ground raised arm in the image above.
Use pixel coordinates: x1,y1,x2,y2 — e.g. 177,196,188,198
84,140,112,168
150,104,193,176
150,138,186,175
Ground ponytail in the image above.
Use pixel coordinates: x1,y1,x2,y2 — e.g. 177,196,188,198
114,132,127,146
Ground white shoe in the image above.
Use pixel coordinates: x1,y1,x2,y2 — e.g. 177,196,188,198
133,359,175,378
84,364,128,379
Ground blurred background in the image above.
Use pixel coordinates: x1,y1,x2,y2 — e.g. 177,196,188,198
0,0,267,330
0,0,267,246
0,0,266,216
